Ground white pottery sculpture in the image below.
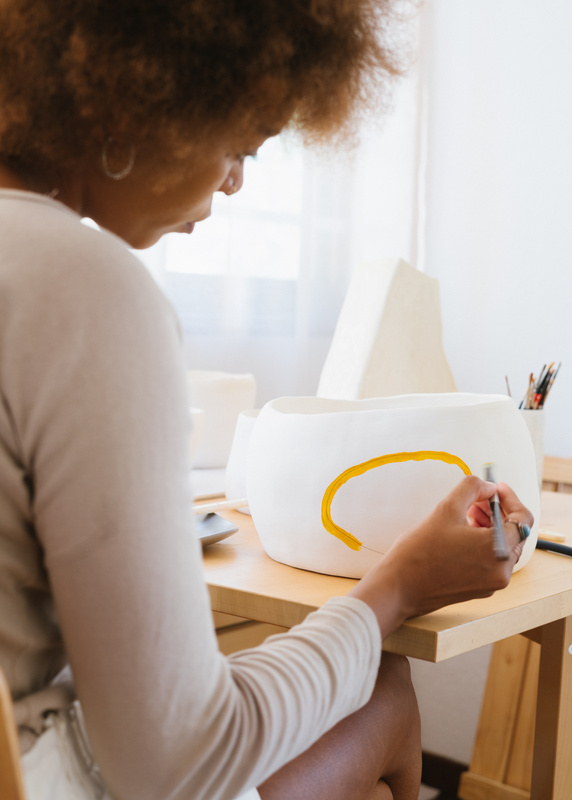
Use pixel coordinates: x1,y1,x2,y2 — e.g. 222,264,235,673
317,258,457,399
246,393,540,579
225,409,260,514
187,371,256,468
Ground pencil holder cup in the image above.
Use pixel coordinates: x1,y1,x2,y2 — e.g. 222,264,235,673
225,409,260,514
520,409,545,490
246,393,540,579
187,371,256,468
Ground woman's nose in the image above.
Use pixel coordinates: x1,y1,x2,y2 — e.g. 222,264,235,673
220,161,244,196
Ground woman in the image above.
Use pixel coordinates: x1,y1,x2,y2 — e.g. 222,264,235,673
0,2,531,799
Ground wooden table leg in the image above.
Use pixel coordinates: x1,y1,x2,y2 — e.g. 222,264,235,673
531,615,572,799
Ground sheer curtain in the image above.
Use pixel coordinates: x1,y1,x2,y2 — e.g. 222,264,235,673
138,33,423,407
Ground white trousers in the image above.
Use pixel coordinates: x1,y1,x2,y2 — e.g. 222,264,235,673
21,702,261,800
21,704,110,800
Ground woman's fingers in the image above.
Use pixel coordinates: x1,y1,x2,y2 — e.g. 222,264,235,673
467,502,492,528
503,528,524,567
457,480,534,554
495,481,534,562
497,482,535,526
440,475,496,520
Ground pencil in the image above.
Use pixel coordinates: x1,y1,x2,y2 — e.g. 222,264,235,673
538,529,566,543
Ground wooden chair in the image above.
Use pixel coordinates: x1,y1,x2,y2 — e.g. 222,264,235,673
542,456,572,493
459,456,572,800
0,666,26,800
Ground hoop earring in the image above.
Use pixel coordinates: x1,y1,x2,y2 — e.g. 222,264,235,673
101,137,135,180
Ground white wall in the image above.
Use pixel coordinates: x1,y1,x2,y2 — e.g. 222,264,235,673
423,0,572,457
407,0,572,766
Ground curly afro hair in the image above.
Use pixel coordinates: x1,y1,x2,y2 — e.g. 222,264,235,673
0,0,415,177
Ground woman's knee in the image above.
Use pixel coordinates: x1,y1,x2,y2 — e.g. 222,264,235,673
380,652,411,681
374,653,417,716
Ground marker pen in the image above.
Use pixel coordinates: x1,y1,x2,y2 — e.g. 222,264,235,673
536,539,572,558
483,464,509,561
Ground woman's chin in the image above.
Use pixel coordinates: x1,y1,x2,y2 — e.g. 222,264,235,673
124,220,197,250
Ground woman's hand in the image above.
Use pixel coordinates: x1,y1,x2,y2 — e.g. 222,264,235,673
466,481,531,530
349,476,533,640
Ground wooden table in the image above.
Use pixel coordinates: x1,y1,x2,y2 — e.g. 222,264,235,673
203,491,572,800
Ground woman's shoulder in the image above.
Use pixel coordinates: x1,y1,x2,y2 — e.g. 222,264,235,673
0,189,137,269
0,189,168,316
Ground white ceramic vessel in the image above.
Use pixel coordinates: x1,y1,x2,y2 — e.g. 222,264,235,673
246,393,540,579
188,407,205,467
187,371,256,468
225,409,260,514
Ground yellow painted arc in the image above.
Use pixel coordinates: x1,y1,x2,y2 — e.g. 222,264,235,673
321,450,472,552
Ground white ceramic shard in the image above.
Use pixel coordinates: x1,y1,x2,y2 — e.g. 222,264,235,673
317,258,457,400
187,371,256,468
246,393,540,579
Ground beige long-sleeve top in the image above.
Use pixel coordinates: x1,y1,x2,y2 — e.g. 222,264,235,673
0,189,382,800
